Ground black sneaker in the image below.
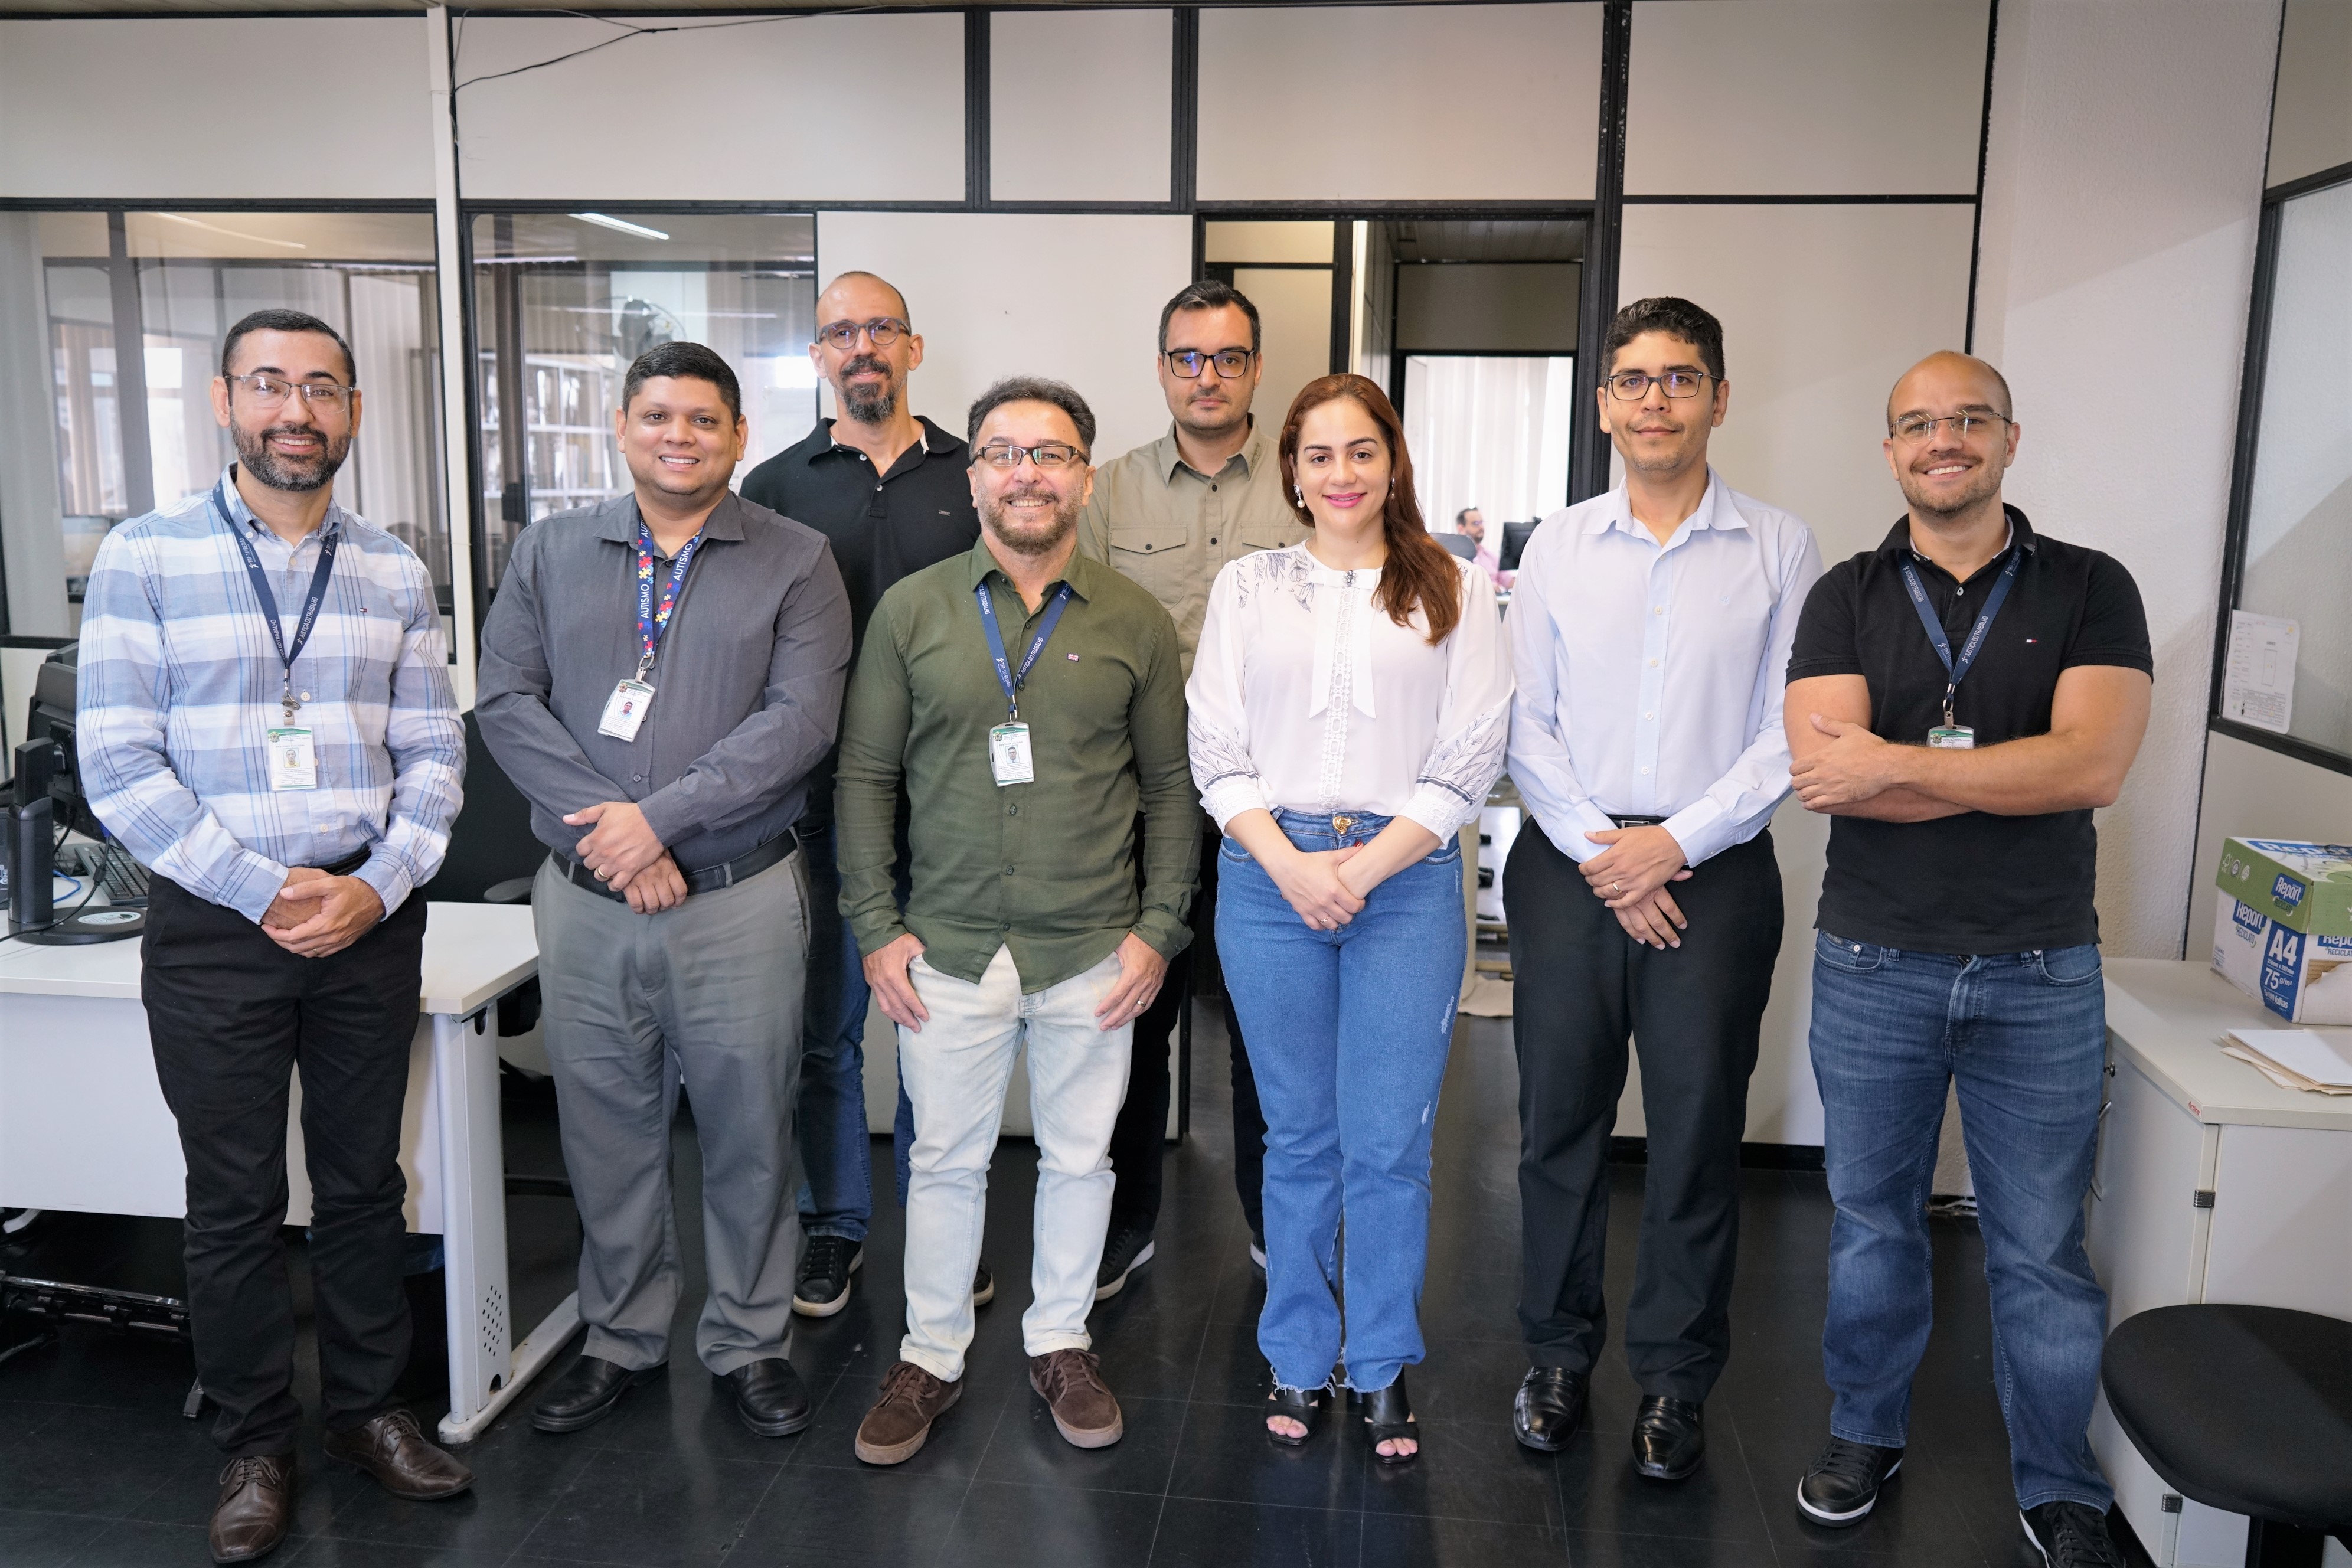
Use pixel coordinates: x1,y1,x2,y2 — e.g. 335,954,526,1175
1796,1437,1905,1526
972,1261,995,1307
792,1236,863,1318
1095,1223,1156,1301
2020,1501,2124,1567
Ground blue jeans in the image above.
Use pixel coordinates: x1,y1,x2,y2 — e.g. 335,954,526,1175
798,824,880,1243
1217,811,1464,1394
1809,932,2112,1513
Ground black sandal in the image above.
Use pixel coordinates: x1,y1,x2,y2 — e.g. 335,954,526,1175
1363,1374,1419,1466
1265,1385,1324,1447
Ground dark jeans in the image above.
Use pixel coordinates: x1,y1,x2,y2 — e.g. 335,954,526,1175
142,875,426,1456
1810,933,2112,1512
1106,827,1266,1239
797,822,873,1243
1505,827,1782,1402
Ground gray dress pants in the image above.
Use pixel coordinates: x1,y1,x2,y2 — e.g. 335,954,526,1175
534,850,809,1375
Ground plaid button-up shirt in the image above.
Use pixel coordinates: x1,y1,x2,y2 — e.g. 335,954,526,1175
77,466,465,924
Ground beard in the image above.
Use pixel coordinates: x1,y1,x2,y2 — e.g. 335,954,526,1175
837,354,900,424
981,484,1082,557
1896,455,2004,520
234,422,351,493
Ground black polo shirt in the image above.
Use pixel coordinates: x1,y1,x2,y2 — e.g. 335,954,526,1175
739,415,981,646
1786,506,2152,954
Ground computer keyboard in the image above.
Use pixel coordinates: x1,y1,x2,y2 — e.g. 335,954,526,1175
55,842,151,906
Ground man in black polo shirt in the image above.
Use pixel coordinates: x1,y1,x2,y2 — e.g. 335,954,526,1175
1779,351,2151,1568
739,271,979,1317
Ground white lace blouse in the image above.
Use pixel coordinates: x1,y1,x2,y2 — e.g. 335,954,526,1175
1187,542,1514,842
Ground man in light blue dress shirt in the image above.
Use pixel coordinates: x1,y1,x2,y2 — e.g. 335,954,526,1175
1501,298,1822,1482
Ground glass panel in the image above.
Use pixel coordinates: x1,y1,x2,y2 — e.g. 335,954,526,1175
2239,180,2352,759
467,211,817,591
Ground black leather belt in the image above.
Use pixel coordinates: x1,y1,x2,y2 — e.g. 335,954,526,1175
1609,814,1666,828
316,848,371,876
560,829,798,904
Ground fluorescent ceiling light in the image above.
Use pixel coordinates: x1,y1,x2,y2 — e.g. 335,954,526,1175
570,213,670,241
154,213,307,250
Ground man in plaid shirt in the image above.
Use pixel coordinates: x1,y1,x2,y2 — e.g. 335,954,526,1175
78,308,470,1564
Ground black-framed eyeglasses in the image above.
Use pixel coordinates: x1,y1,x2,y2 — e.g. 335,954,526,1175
1889,411,2010,443
974,440,1087,471
1605,370,1710,401
224,373,355,410
817,316,909,351
1164,348,1255,380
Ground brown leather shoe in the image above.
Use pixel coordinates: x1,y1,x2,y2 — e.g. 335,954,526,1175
208,1453,294,1564
320,1409,473,1500
1029,1348,1123,1449
854,1360,962,1465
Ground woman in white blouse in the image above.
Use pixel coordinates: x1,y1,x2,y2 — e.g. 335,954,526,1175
1187,373,1513,1465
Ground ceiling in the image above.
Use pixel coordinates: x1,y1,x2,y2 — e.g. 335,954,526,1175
1389,219,1586,265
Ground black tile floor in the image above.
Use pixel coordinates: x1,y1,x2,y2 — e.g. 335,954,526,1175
0,1012,2154,1567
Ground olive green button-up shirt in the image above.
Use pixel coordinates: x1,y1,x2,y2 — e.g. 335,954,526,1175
835,538,1196,992
1076,421,1305,675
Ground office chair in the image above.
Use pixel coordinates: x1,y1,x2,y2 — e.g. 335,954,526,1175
417,710,542,906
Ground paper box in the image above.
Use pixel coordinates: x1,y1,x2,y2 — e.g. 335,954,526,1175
2211,838,2352,1024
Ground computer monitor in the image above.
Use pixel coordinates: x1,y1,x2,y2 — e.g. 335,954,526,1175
1500,520,1539,573
25,645,103,842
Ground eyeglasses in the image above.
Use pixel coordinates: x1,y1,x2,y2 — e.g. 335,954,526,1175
1605,370,1710,401
225,373,355,410
1164,348,1255,380
974,441,1086,471
1890,411,2009,443
816,316,909,351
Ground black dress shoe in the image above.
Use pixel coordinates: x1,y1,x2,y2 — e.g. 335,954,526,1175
532,1354,664,1433
1631,1395,1704,1480
1512,1367,1587,1452
721,1358,812,1438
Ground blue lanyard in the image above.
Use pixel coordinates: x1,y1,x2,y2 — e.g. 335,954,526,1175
1898,540,2023,728
633,518,704,679
975,580,1072,721
215,476,339,722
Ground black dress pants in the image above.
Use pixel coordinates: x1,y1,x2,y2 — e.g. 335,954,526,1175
142,875,427,1456
1506,827,1782,1401
1107,828,1267,1239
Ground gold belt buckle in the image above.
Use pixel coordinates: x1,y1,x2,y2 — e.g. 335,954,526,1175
1331,814,1354,836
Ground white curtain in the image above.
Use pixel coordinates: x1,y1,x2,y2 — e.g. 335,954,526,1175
1402,354,1576,531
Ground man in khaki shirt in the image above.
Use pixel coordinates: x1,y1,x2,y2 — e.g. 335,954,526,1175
1076,279,1303,1295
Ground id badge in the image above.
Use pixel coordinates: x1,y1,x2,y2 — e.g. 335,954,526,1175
599,679,655,741
989,721,1034,786
1927,724,1976,749
266,726,318,791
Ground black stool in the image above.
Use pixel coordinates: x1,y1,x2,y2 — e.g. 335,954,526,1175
2101,1304,2352,1567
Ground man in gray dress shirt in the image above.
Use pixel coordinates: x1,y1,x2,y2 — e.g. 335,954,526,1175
476,342,852,1440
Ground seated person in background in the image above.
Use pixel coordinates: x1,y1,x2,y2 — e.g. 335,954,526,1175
1457,505,1513,587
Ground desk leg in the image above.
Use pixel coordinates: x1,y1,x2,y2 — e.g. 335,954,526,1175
432,1010,580,1445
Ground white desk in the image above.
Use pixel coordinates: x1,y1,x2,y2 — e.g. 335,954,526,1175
2089,959,2352,1568
0,903,577,1444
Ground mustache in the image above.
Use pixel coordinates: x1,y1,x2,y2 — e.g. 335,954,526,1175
260,424,327,447
841,354,892,381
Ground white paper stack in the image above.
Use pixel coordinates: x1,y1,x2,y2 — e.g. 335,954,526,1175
2222,1028,2352,1096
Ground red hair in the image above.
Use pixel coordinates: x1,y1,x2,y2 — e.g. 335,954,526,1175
1276,374,1462,646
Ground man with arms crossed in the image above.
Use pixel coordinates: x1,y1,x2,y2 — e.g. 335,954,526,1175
80,308,471,1563
477,343,852,1442
1504,297,1821,1480
1784,351,2150,1568
842,378,1194,1462
1077,279,1300,1294
739,271,982,1318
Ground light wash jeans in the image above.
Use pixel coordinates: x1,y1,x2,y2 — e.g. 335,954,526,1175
1216,811,1464,1395
1809,931,2113,1513
897,944,1132,1383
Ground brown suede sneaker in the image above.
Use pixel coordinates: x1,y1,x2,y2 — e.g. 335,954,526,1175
319,1409,473,1500
208,1453,294,1564
854,1360,963,1465
1029,1349,1123,1449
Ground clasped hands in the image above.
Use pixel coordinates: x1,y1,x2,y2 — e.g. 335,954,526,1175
564,799,685,914
260,867,384,958
864,931,1167,1035
1580,824,1690,950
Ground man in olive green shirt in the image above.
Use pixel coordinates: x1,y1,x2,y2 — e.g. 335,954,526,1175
1076,279,1304,1293
838,377,1194,1466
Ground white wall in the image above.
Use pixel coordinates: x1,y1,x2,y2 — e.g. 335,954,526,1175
2188,729,2352,962
1197,3,1602,202
452,13,963,202
991,9,1171,204
0,19,435,199
814,213,1191,465
1971,0,2281,961
2268,0,2352,187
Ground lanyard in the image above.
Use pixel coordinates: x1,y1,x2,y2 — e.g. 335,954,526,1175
633,518,705,681
1898,542,2023,729
975,580,1072,721
215,477,339,724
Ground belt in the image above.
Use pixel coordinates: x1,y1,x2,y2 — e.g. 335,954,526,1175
316,848,372,876
1608,814,1665,828
561,828,798,904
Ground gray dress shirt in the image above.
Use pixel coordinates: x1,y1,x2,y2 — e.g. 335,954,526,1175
476,489,852,874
